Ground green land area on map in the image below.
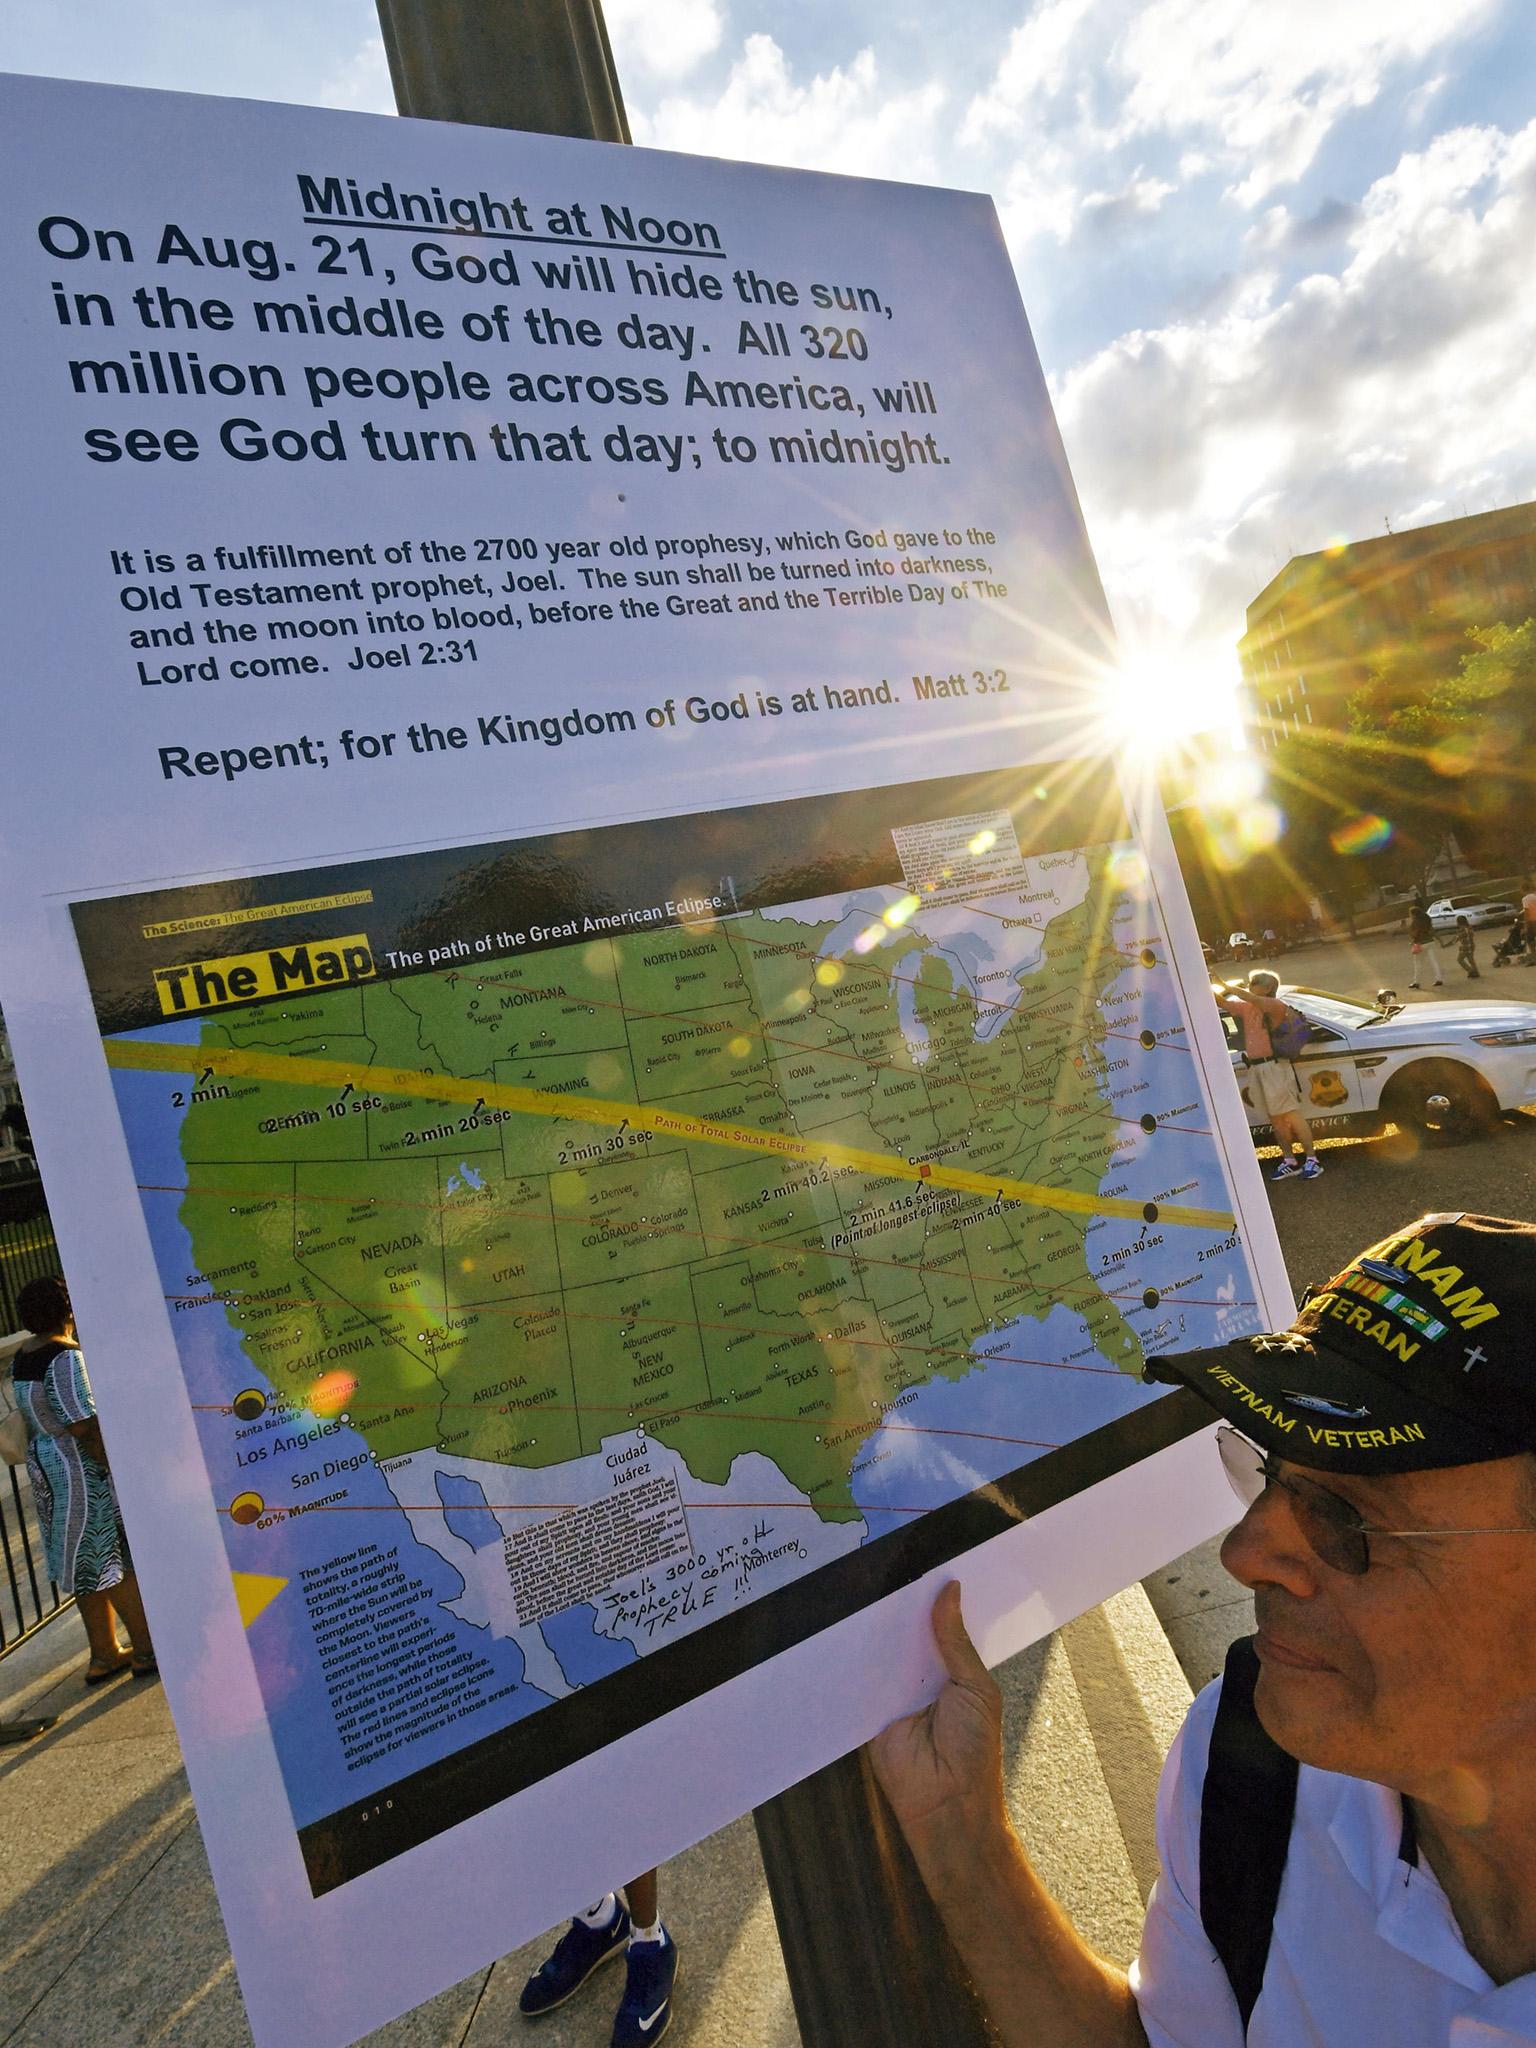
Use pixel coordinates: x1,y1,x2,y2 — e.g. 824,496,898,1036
171,859,1140,1521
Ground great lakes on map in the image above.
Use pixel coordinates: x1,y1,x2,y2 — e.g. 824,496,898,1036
80,782,1257,1884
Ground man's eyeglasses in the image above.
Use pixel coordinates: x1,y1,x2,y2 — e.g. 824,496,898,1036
1216,1427,1535,1576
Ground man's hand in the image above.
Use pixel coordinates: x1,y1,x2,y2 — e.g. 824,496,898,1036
869,1585,1148,2047
868,1581,1004,1835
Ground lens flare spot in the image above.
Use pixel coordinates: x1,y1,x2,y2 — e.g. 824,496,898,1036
815,961,843,986
968,828,998,856
853,923,886,954
1109,849,1148,890
728,1035,753,1056
883,893,921,928
1237,800,1284,854
1198,752,1266,808
672,879,719,932
310,1372,357,1417
1427,735,1478,778
1329,813,1393,856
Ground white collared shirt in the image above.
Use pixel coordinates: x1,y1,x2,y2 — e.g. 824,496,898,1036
1130,1679,1536,2045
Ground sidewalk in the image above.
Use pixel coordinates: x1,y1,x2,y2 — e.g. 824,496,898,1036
0,1557,1245,2048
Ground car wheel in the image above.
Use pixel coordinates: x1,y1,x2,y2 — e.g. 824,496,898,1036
1381,1061,1500,1144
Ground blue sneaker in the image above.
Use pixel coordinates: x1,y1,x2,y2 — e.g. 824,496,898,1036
611,1930,678,2047
1271,1158,1300,1182
1301,1156,1324,1180
519,1901,631,2017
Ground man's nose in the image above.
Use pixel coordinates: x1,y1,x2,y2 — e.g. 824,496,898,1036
1219,1482,1320,1596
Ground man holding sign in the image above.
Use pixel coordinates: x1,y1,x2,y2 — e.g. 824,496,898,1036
873,1213,1536,2044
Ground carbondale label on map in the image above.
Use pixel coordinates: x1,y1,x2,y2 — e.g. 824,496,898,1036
72,770,1252,1889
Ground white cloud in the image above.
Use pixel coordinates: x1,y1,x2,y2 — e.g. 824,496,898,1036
1245,205,1292,253
633,35,946,181
1115,0,1498,206
1055,118,1536,658
1080,166,1175,225
962,0,1499,244
316,34,394,116
994,149,1082,246
605,0,722,82
962,0,1104,144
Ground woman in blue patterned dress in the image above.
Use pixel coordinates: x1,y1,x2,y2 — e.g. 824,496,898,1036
12,1275,155,1683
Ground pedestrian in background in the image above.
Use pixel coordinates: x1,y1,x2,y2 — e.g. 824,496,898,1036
1408,900,1444,988
519,1869,679,2045
10,1274,155,1684
1213,973,1322,1181
1454,915,1481,980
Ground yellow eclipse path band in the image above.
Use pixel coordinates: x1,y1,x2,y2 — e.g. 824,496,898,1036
103,1036,1236,1232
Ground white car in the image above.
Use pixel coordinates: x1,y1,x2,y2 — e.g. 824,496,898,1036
1221,984,1536,1142
1426,893,1519,932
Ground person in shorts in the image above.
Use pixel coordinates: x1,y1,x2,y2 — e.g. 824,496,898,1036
1216,971,1321,1181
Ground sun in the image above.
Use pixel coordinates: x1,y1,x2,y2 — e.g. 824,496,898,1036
1092,646,1243,759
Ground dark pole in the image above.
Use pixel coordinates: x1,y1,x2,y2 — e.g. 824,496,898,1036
376,0,629,140
370,7,994,2038
755,1746,998,2046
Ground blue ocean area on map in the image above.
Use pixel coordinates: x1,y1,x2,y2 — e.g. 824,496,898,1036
540,1603,638,1687
849,1302,1167,1540
847,887,1259,1542
435,1471,501,1550
106,1028,557,1830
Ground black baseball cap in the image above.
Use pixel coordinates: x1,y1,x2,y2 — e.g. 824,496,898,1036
1143,1214,1536,1474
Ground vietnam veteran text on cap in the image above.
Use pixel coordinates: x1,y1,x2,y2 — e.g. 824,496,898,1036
1141,1214,1535,1473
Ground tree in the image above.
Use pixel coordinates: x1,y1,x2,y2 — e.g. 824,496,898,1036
1262,724,1428,916
1441,619,1536,876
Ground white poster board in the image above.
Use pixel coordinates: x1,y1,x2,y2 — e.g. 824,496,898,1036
0,74,1291,2046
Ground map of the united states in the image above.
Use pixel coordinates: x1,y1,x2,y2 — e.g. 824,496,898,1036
92,818,1250,1868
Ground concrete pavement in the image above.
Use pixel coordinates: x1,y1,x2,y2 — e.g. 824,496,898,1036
0,1564,1232,2048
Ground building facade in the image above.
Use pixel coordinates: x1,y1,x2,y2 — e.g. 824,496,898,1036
1240,501,1536,752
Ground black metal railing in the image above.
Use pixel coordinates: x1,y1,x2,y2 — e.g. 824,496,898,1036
0,1174,71,1654
0,1173,58,1334
0,1462,67,1653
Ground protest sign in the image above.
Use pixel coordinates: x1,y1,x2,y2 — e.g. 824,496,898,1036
0,73,1288,2044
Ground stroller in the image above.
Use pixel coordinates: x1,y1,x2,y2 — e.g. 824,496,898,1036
1492,914,1528,968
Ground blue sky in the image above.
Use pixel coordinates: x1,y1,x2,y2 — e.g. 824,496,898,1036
6,0,1532,729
